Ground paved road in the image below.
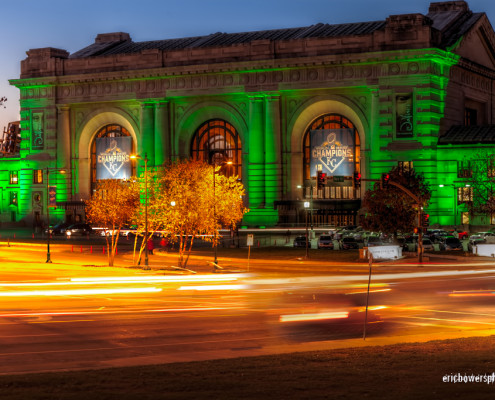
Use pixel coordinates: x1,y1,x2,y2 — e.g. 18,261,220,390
1,243,495,375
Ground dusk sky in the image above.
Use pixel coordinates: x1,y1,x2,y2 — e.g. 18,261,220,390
1,0,495,131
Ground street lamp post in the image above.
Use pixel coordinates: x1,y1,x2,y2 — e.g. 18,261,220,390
46,168,66,263
213,164,218,265
211,155,232,266
304,200,310,259
310,183,314,237
131,153,149,269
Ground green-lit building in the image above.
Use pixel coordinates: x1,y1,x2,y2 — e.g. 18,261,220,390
5,1,495,230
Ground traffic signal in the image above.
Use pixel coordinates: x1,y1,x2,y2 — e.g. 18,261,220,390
354,171,361,187
422,213,430,227
381,173,390,189
317,171,327,189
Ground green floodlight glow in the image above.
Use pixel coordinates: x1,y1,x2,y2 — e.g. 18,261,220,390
6,32,469,229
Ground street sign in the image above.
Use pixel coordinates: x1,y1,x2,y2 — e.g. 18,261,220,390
246,234,254,272
247,234,254,247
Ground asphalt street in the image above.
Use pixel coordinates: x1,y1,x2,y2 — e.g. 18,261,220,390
1,239,495,375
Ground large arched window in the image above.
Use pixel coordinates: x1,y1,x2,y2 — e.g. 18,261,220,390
91,124,134,190
303,114,360,199
190,119,242,179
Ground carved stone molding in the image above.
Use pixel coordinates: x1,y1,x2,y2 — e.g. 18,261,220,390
236,101,248,118
23,57,451,104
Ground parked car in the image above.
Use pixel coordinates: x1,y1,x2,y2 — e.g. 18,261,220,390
45,221,71,235
441,236,463,250
448,230,469,240
427,230,449,243
341,237,359,250
317,235,334,249
293,236,310,248
99,225,136,237
403,236,418,251
422,238,435,251
365,236,383,247
478,232,495,240
65,223,93,237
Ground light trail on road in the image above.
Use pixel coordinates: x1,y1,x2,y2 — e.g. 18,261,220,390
1,260,495,375
0,287,162,297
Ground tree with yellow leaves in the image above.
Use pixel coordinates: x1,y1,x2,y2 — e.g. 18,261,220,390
131,169,165,265
155,159,247,269
85,179,140,266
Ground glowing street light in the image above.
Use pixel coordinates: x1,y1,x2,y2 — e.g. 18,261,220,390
304,200,310,259
211,153,233,267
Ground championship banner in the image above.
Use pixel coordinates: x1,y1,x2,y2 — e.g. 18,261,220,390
310,129,355,177
48,186,57,207
96,137,132,180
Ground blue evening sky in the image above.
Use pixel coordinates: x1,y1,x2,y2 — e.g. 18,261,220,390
1,0,494,130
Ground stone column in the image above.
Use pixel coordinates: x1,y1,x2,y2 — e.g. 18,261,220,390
140,102,155,167
57,105,70,170
264,95,282,209
56,105,71,202
247,95,265,210
154,101,170,166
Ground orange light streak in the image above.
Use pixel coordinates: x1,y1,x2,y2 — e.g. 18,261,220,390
279,311,349,322
0,287,162,297
178,285,248,291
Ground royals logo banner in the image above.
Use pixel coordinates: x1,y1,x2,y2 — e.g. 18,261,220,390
310,129,354,177
48,186,57,207
96,137,132,180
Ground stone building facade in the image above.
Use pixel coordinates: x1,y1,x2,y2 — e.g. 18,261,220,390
5,1,495,229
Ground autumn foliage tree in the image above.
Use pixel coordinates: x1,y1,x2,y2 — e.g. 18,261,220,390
131,170,166,265
360,167,431,236
85,179,140,266
154,159,247,268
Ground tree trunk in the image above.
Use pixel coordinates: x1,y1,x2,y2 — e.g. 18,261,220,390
183,235,195,268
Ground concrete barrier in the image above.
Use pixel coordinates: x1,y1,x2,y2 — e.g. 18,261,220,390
473,244,495,257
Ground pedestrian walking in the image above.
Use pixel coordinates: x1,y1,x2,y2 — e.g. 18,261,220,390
147,239,154,255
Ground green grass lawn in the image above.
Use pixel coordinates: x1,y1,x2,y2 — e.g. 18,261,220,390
1,336,494,400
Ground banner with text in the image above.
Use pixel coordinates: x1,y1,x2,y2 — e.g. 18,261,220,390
96,137,132,180
309,129,355,177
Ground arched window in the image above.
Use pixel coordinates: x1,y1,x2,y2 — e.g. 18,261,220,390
190,119,242,179
303,114,360,199
91,124,134,190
